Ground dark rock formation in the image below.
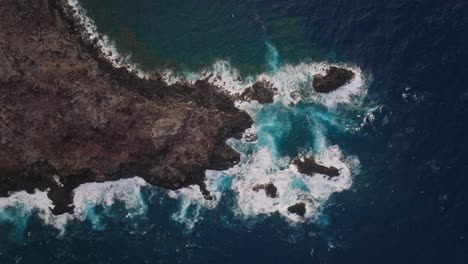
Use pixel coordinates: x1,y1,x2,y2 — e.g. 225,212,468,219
252,182,278,198
292,157,340,178
0,0,252,214
288,202,306,216
313,66,355,93
240,81,276,104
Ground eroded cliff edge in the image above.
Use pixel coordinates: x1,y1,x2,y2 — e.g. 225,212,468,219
0,0,252,214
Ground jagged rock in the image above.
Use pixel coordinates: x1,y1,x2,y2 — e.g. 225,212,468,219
0,0,252,214
240,81,276,104
292,157,340,177
288,202,306,216
313,66,355,93
252,182,278,198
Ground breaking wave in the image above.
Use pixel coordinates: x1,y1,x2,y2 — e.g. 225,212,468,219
165,56,368,227
67,0,148,77
0,177,148,236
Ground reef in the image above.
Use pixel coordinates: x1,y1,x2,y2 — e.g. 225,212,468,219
292,157,340,178
0,0,252,214
240,80,276,104
313,66,355,93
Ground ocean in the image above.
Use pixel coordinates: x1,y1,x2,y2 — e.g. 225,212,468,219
1,0,468,263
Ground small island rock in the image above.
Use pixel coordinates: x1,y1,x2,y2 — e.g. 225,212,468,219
292,157,340,178
313,66,355,93
252,182,278,198
288,202,306,216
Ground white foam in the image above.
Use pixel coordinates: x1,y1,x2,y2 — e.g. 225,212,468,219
167,184,219,229
162,60,368,110
224,145,357,222
0,177,148,234
164,59,367,226
166,136,360,226
73,177,148,221
0,190,71,235
263,62,367,108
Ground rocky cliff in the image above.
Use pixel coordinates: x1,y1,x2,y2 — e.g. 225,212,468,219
0,0,252,214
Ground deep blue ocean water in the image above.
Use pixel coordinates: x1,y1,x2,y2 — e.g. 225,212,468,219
1,0,468,263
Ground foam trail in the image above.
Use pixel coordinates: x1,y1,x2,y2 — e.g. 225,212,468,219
266,41,280,72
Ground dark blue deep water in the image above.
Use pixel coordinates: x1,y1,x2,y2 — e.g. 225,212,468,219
1,0,468,263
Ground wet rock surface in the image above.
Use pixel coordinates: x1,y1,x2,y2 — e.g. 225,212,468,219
287,202,306,216
240,80,276,104
313,66,355,93
0,0,252,214
252,182,278,198
292,157,340,178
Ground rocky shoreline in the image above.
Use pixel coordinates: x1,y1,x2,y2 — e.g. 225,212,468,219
0,0,252,214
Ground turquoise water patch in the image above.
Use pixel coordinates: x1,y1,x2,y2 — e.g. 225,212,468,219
256,103,313,158
290,177,310,192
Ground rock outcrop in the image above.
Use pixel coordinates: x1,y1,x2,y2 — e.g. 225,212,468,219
313,66,355,93
292,157,340,178
240,80,276,104
252,182,278,198
287,202,306,216
0,0,252,214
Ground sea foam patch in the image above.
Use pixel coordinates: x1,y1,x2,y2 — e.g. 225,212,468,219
164,59,367,226
162,59,367,109
0,177,148,235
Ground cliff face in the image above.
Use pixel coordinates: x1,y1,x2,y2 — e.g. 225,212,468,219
0,0,252,214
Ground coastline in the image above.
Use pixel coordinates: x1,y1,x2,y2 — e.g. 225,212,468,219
0,0,252,214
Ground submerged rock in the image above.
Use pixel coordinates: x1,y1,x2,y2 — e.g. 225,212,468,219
240,80,276,104
292,157,340,178
313,66,355,93
288,202,306,216
0,0,252,214
252,182,278,198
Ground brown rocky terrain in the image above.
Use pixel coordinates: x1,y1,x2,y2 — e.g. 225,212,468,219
0,0,252,214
